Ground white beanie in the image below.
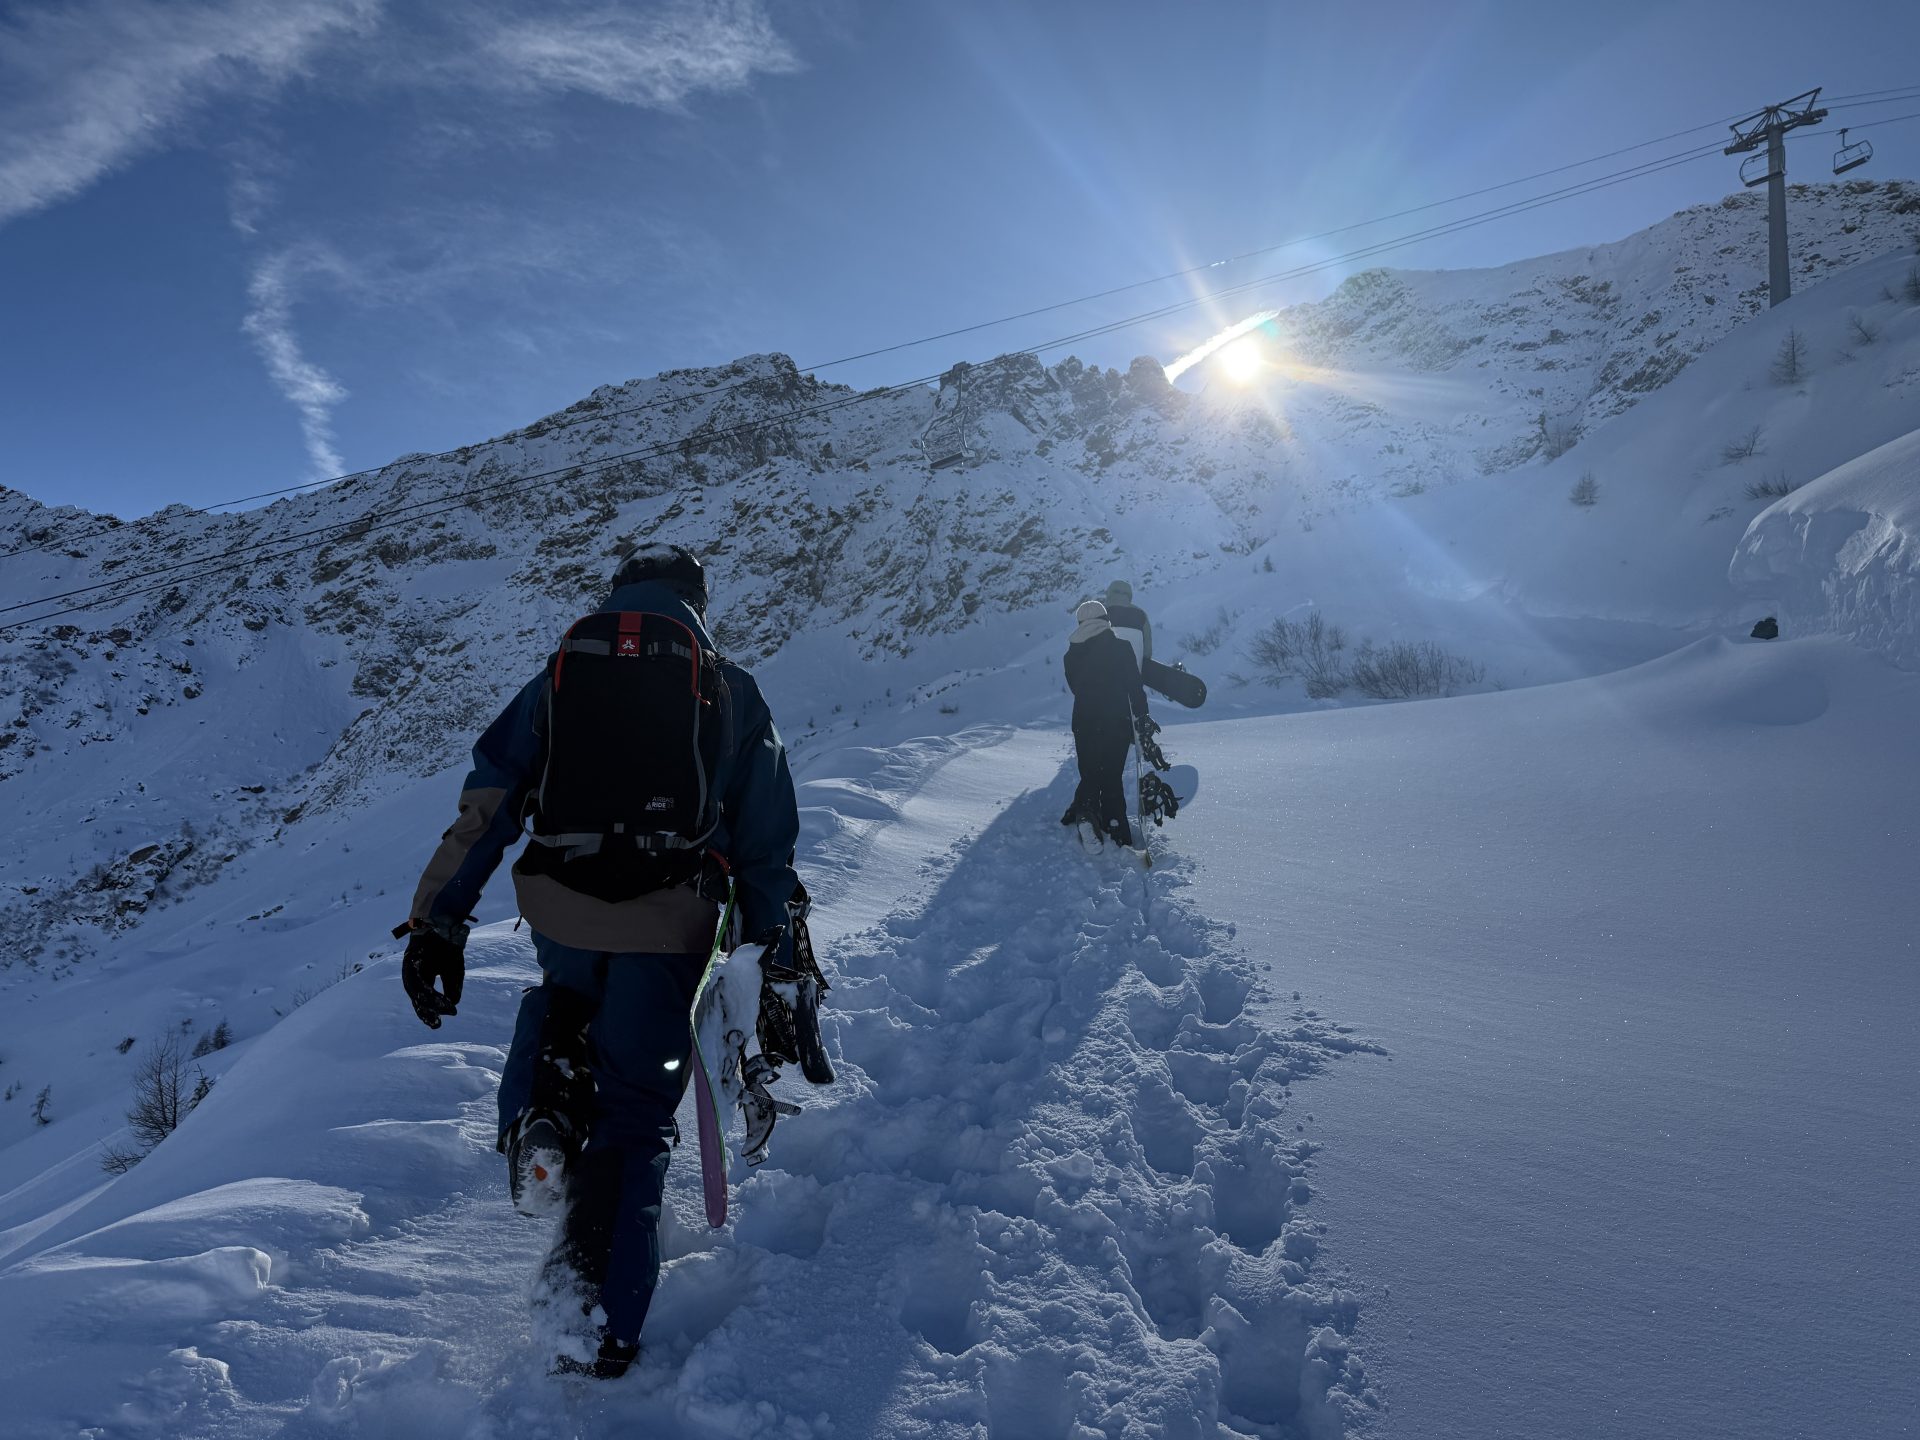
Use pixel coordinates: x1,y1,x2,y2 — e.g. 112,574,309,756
1075,600,1107,625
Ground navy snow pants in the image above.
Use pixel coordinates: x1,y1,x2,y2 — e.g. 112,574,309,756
498,933,704,1344
1072,718,1135,847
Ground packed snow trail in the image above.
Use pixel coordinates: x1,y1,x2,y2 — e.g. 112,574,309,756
0,741,1376,1439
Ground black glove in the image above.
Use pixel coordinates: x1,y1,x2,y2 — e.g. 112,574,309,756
400,925,465,1029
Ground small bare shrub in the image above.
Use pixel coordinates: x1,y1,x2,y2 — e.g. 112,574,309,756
1721,426,1765,464
1537,411,1579,461
1744,473,1798,501
1248,612,1348,696
1569,473,1600,507
32,1085,52,1126
1349,641,1485,699
1906,264,1920,305
1180,606,1237,657
1848,313,1880,346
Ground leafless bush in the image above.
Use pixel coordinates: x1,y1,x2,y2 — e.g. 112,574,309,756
1721,426,1765,464
1569,472,1600,507
1906,264,1920,305
1744,473,1799,501
1348,640,1485,699
1848,313,1880,346
99,1033,211,1173
1180,606,1237,657
1248,611,1349,697
1536,410,1579,461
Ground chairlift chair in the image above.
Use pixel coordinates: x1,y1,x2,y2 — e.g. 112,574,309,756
1739,152,1779,188
1832,129,1873,176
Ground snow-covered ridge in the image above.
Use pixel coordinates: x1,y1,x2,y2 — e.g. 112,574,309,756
1272,179,1920,469
1732,427,1920,669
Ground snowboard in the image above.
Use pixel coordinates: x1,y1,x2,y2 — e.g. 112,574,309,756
689,888,755,1229
1141,658,1206,710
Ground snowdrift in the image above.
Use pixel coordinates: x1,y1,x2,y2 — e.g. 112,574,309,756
1732,426,1920,670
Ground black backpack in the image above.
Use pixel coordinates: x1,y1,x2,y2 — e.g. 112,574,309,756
520,610,733,902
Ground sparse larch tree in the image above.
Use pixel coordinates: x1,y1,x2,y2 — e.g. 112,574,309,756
1569,473,1600,507
100,1033,211,1172
1770,328,1808,385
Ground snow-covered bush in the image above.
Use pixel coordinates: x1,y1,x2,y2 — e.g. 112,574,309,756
1348,640,1484,699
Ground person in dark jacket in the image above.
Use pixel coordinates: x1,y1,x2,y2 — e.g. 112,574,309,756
1101,579,1152,669
1062,599,1151,847
395,544,805,1379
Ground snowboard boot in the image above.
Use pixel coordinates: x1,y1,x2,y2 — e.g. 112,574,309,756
506,1111,577,1217
552,1333,641,1381
756,914,836,1086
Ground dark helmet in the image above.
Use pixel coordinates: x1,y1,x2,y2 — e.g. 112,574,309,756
610,542,708,612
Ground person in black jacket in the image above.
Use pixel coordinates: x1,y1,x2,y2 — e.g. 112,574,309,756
1062,600,1151,847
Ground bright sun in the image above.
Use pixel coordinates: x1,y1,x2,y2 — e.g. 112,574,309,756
1218,336,1264,384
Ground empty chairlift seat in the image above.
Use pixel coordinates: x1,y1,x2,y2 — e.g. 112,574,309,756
1832,129,1873,175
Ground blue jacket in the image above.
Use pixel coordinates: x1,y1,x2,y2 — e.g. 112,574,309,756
408,579,801,950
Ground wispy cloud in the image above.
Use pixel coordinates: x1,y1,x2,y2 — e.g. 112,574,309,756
477,0,800,109
0,0,376,227
242,248,351,476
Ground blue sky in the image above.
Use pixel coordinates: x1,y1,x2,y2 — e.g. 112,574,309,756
2,0,1918,517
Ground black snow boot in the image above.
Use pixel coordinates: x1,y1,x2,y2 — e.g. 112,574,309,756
553,1334,641,1381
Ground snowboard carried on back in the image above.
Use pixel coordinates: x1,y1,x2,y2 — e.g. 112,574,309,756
1140,658,1206,710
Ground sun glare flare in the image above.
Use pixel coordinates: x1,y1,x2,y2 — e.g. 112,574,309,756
1218,336,1264,384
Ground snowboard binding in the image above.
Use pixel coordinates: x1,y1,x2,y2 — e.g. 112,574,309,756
1140,771,1181,827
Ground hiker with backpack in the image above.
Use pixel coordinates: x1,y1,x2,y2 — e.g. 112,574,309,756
1061,599,1154,849
393,544,831,1379
1100,579,1152,668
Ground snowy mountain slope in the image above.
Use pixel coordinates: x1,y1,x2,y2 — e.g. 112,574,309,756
1170,634,1920,1440
1270,178,1920,470
0,730,1382,1440
1732,425,1920,668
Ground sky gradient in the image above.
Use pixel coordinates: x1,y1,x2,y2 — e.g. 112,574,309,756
3,0,1919,517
